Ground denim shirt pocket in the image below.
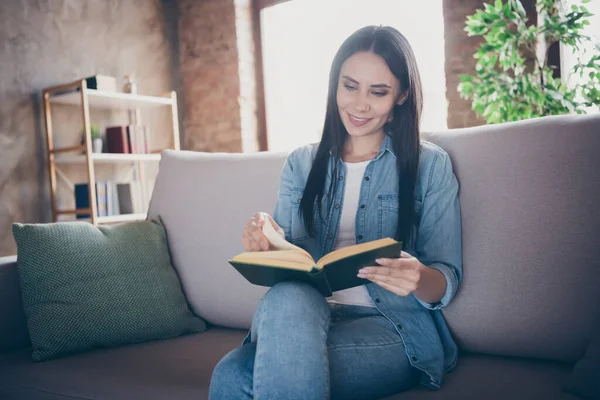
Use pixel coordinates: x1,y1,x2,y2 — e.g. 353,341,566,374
377,193,423,243
290,187,311,243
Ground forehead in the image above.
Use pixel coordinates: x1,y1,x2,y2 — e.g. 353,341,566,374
339,51,397,86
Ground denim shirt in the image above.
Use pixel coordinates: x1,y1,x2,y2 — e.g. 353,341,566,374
246,134,463,390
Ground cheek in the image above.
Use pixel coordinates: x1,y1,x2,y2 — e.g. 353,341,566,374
336,89,351,110
374,99,396,117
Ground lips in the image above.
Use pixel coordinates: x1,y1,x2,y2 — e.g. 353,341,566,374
348,113,373,127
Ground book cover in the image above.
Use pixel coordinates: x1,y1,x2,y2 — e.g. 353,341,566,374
229,238,403,297
116,183,134,214
74,184,90,219
74,182,107,219
96,181,107,217
106,126,130,154
85,75,117,92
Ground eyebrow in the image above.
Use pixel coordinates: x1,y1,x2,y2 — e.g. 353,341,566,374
341,75,391,89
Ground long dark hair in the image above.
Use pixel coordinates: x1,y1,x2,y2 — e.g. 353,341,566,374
299,25,423,245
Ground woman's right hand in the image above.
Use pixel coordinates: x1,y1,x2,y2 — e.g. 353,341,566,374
242,212,280,252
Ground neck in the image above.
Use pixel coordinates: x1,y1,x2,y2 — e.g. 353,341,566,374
342,131,385,162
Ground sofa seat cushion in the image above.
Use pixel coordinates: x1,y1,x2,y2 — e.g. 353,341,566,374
0,328,580,400
0,327,247,400
384,353,579,400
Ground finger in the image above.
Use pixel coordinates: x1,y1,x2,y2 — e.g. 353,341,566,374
400,250,413,258
242,235,260,252
251,229,269,251
361,272,417,290
368,279,412,296
255,212,267,228
248,218,258,230
375,258,408,268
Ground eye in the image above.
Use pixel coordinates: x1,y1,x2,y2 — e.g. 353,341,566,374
372,91,388,97
343,83,357,91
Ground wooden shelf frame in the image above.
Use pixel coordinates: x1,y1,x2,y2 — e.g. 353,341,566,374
42,78,180,225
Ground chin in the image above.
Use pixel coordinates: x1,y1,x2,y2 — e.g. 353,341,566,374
343,123,379,138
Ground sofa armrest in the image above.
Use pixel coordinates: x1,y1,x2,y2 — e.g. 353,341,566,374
0,256,30,353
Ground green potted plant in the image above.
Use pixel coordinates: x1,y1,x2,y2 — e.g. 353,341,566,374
90,125,103,153
458,0,600,124
80,125,103,153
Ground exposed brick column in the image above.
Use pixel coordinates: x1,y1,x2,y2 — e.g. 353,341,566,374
178,0,259,152
443,0,488,129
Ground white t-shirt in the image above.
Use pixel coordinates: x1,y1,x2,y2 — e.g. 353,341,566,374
326,160,376,307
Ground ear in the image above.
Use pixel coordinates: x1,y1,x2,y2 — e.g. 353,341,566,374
397,92,408,106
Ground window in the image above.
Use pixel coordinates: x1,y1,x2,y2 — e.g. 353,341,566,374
259,0,447,152
560,0,600,113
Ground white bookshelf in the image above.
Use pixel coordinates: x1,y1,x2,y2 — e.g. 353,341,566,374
42,79,180,225
50,89,174,109
55,153,162,164
97,213,148,224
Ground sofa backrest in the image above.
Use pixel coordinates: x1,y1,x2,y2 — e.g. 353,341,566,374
147,150,288,330
148,114,600,363
424,114,600,363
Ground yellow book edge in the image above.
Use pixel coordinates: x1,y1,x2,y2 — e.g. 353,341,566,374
231,237,398,272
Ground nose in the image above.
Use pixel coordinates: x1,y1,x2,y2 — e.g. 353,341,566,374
353,92,370,113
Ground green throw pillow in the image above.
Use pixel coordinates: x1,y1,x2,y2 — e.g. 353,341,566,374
12,219,207,361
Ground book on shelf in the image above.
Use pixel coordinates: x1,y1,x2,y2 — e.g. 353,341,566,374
105,125,149,154
116,182,145,214
75,182,108,218
229,219,403,297
127,124,150,154
106,126,130,154
84,75,117,92
74,181,145,218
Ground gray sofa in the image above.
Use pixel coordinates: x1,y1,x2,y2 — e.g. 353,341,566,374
1,114,599,400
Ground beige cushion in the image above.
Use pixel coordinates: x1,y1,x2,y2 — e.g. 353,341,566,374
147,150,287,329
423,114,600,362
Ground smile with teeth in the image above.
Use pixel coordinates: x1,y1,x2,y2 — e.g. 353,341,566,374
348,113,373,127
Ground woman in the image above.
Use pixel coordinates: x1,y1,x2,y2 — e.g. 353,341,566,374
209,25,462,400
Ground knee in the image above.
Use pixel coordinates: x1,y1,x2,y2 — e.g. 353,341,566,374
260,281,329,316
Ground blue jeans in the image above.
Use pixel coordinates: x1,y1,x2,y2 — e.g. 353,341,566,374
208,281,421,400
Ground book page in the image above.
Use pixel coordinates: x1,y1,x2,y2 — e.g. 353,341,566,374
261,213,313,260
232,250,314,271
316,238,398,268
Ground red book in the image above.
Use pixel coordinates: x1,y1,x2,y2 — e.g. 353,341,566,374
106,126,130,154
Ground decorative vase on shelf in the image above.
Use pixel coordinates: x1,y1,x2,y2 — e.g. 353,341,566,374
92,138,103,154
123,74,138,94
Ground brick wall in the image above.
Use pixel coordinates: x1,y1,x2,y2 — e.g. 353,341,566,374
178,0,258,153
443,0,488,129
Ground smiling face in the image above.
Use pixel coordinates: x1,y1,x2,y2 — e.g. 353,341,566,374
336,51,406,140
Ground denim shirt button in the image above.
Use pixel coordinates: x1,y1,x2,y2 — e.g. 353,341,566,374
327,234,333,239
397,324,403,329
360,204,365,209
365,176,370,181
411,356,418,362
375,298,381,303
338,176,343,180
335,204,340,209
358,235,363,240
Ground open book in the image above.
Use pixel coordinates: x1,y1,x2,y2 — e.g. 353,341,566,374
229,218,403,297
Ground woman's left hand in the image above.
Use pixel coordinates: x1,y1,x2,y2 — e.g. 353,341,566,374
357,251,425,296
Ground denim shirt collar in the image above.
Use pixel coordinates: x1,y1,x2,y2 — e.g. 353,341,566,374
374,132,395,160
329,130,396,160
